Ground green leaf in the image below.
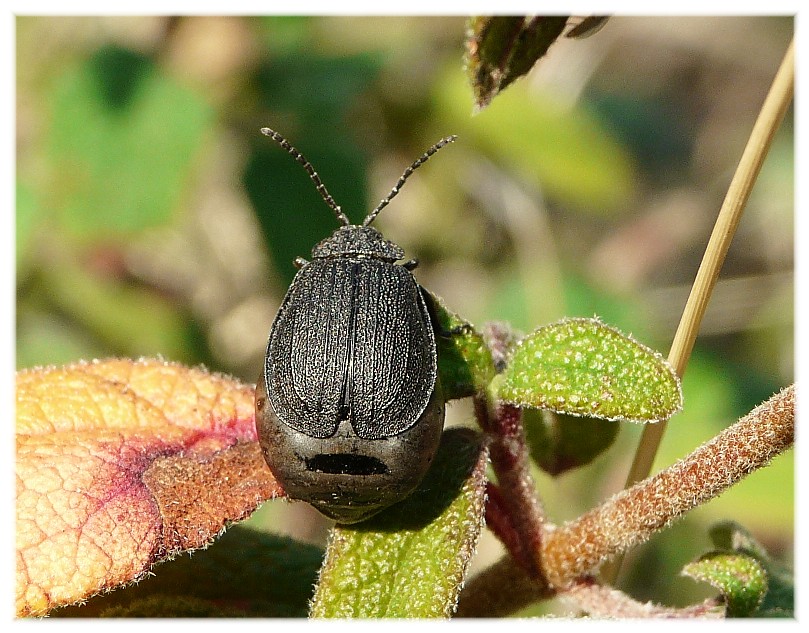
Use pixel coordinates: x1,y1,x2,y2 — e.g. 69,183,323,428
15,307,108,370
54,527,323,618
99,596,246,617
46,45,213,239
704,521,794,617
497,317,682,422
681,553,766,618
310,428,488,618
524,409,619,475
708,521,769,559
465,16,568,111
436,66,636,214
429,292,497,400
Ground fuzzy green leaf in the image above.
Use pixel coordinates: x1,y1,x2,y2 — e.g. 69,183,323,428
429,292,496,400
682,553,767,617
497,317,682,422
310,429,488,618
704,521,794,617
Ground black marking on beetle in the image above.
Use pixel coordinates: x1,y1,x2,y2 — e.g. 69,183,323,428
306,454,390,476
255,128,457,524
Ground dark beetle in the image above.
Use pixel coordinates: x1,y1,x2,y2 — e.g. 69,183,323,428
255,128,457,524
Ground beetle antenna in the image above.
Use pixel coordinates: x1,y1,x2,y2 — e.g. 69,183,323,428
261,127,350,226
363,135,458,227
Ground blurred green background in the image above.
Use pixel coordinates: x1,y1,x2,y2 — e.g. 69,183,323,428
15,16,793,614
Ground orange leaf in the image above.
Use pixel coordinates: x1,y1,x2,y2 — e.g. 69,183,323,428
15,358,283,617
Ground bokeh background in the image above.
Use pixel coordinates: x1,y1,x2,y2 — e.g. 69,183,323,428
15,15,793,614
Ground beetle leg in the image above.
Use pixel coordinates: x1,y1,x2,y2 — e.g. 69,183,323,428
294,256,308,269
402,258,419,271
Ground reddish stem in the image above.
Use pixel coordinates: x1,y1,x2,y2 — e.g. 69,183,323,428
484,482,534,574
475,396,547,579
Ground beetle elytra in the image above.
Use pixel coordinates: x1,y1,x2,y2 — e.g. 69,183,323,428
255,128,457,523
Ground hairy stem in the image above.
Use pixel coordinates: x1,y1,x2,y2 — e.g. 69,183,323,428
476,322,548,578
455,556,552,617
543,385,794,588
475,398,547,578
459,386,793,615
483,482,535,573
558,577,723,618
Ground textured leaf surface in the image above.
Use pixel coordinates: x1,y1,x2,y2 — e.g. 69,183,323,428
430,291,496,399
498,317,682,422
310,429,488,618
15,358,282,617
697,521,794,617
682,553,766,617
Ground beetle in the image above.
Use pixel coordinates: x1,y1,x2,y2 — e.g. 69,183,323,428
255,128,457,524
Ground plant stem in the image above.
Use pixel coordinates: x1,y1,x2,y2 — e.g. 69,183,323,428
474,397,547,578
455,556,552,617
475,322,549,578
545,385,793,588
604,36,794,584
459,386,793,615
558,577,723,618
483,481,535,573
